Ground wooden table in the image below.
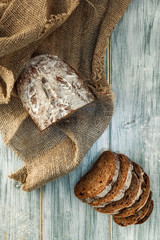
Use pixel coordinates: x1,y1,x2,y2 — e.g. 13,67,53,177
0,0,159,239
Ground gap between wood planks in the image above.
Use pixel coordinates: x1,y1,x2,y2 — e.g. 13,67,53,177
39,37,113,240
108,38,113,240
40,187,44,240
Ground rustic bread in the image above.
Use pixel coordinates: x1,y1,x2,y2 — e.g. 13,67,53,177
136,200,154,225
17,54,95,131
94,171,140,214
113,192,152,227
74,151,120,201
74,151,154,227
90,154,132,207
114,170,150,218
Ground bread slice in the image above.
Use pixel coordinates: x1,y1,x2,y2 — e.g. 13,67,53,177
74,151,120,201
74,150,153,227
113,192,152,227
136,200,154,225
90,154,132,207
94,171,140,214
114,170,150,218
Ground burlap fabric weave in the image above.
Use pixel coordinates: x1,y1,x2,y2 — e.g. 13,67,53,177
0,0,130,191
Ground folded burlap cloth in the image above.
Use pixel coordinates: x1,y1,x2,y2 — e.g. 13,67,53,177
0,0,130,191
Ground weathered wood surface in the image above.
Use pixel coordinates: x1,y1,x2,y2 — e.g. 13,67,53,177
110,0,160,239
43,129,110,240
0,135,41,240
0,0,159,239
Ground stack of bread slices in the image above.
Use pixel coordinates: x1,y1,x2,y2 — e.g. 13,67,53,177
74,151,153,226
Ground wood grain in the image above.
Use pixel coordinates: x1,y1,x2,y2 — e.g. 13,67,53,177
110,0,160,239
0,135,40,240
43,129,110,240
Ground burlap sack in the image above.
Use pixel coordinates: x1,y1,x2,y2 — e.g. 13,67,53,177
0,0,130,191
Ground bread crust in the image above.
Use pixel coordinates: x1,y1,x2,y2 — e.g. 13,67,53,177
114,167,150,218
94,171,140,214
74,151,118,200
113,192,152,227
90,154,132,206
136,200,154,225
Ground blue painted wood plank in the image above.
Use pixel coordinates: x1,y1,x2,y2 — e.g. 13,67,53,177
43,129,110,240
110,0,160,239
0,135,41,240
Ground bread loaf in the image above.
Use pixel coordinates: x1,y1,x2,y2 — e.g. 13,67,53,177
17,54,95,131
